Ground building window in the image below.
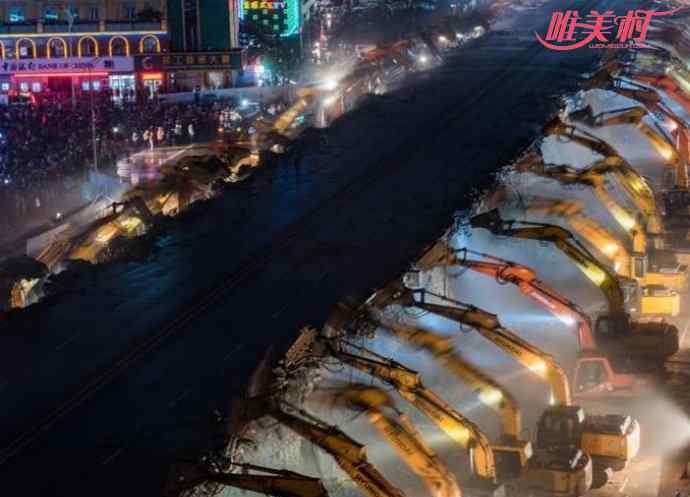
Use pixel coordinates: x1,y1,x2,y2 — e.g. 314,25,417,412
122,3,136,19
16,39,35,59
81,81,91,91
89,6,99,20
19,82,29,92
67,6,80,21
9,6,25,23
44,5,59,21
78,37,98,57
0,83,10,91
31,82,41,93
47,38,68,58
110,36,128,56
140,35,160,53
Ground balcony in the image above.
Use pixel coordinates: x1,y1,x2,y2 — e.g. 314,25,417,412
0,19,166,35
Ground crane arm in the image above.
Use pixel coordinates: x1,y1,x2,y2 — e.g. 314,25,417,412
331,345,497,481
373,316,523,440
413,242,597,350
272,407,408,497
469,209,627,315
340,385,462,497
167,463,330,497
405,297,571,406
539,123,662,234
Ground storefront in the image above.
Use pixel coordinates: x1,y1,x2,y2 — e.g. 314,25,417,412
134,50,246,96
0,56,135,104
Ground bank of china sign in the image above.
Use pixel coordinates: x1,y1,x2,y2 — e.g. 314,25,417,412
0,56,134,76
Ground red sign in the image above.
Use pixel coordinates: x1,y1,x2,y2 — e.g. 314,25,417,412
535,8,680,51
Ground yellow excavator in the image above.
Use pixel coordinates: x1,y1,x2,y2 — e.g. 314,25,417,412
540,120,661,233
246,400,410,497
521,198,684,314
166,461,330,497
469,208,680,358
337,384,461,497
375,321,530,460
323,340,592,497
408,241,661,398
362,283,640,486
581,69,690,232
540,118,690,264
567,105,679,165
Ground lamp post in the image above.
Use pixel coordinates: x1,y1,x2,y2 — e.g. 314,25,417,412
88,57,100,171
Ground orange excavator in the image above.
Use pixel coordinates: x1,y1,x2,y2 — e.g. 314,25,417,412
468,208,679,360
408,241,659,398
594,60,690,115
580,69,690,221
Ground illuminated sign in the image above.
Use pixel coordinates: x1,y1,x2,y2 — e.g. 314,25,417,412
239,0,299,37
134,50,246,71
243,1,286,9
0,56,133,76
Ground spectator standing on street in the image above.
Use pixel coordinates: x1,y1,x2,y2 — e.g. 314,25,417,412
188,123,195,143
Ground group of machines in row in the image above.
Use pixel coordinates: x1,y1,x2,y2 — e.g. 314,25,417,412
170,12,690,497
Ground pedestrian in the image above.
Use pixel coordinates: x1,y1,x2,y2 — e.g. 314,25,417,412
187,122,195,143
148,129,155,151
156,126,165,144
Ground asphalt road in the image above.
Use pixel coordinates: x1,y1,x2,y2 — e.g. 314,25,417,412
0,0,636,495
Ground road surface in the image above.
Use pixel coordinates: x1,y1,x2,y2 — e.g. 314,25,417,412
0,0,634,495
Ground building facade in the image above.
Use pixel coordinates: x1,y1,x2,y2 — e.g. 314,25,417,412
0,1,167,101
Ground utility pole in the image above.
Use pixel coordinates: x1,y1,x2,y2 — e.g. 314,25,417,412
89,58,99,171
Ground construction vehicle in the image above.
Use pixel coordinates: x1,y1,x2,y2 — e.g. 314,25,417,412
361,283,640,484
408,241,659,399
253,400,410,497
567,105,679,165
520,198,684,311
513,148,687,308
364,316,533,465
580,69,690,222
323,339,592,496
595,60,690,115
337,384,462,497
166,461,330,497
469,208,680,357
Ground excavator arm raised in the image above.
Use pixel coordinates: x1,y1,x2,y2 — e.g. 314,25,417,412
469,209,629,316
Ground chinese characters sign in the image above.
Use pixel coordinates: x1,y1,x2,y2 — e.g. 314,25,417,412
134,50,246,71
0,57,133,76
535,8,680,50
243,1,286,10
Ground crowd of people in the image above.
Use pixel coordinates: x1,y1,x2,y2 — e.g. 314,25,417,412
0,97,223,239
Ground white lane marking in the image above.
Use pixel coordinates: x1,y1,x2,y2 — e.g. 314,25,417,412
55,333,81,351
101,447,125,465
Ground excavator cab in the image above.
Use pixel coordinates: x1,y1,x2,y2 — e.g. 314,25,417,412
572,353,655,399
536,406,586,452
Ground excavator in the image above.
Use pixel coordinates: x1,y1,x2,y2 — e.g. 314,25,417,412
540,118,690,264
322,339,592,496
566,105,679,166
520,198,684,313
166,461,330,497
408,241,659,398
469,208,680,359
593,59,690,115
355,314,533,467
359,283,640,485
337,384,461,497
241,399,410,497
579,69,690,222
